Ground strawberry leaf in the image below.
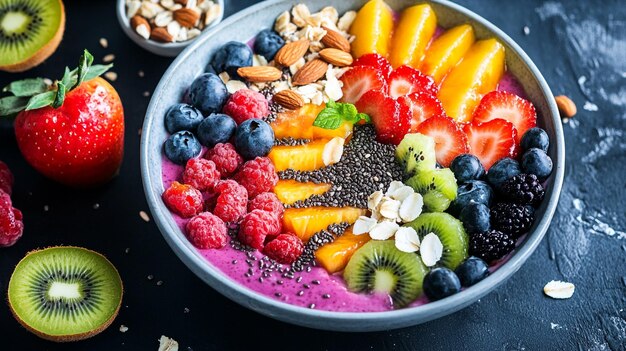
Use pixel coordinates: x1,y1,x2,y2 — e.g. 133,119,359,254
25,91,56,111
0,96,29,116
73,50,94,89
52,82,66,109
2,78,49,97
84,64,113,81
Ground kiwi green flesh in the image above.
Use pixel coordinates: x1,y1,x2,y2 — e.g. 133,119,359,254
422,191,451,212
8,247,122,340
405,168,457,211
344,240,429,308
0,0,63,66
404,213,469,270
395,133,437,177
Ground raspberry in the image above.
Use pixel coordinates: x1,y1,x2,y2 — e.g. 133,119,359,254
185,212,229,249
205,143,243,177
0,191,23,247
162,181,203,218
238,209,282,250
222,89,269,125
234,157,278,198
263,234,304,264
182,158,221,191
0,161,14,195
248,192,284,218
214,180,248,223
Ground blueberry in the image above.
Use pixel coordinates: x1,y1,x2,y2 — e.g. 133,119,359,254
520,127,549,152
164,103,204,134
205,64,217,75
211,41,253,78
450,154,485,183
522,148,553,181
234,119,274,160
164,131,202,165
197,113,236,147
423,268,461,301
455,257,490,287
459,202,490,233
189,73,229,115
449,180,493,215
487,157,521,189
254,29,285,61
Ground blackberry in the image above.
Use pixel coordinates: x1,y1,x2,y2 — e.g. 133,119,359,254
469,230,515,263
499,174,545,206
490,203,534,237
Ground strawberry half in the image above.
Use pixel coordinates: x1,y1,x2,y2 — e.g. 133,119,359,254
387,65,438,99
463,119,518,171
340,66,387,104
398,92,446,133
472,91,537,143
356,90,410,145
415,116,469,167
352,53,393,79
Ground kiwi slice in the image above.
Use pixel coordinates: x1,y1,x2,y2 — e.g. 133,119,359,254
405,168,457,211
7,246,123,342
0,0,65,72
344,240,429,308
404,213,469,270
395,133,437,177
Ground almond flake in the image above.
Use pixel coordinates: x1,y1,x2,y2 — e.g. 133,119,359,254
386,181,404,196
399,193,423,223
353,216,377,235
218,71,229,83
390,185,414,202
395,227,420,253
378,197,401,220
204,3,221,27
252,54,268,67
369,221,399,240
337,11,357,32
139,1,164,19
126,0,141,18
420,233,443,267
367,190,384,211
322,137,344,166
167,20,181,38
225,80,247,94
543,280,575,299
154,10,174,27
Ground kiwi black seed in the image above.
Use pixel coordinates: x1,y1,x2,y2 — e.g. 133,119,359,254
343,240,429,308
404,212,469,270
395,133,437,177
7,246,123,342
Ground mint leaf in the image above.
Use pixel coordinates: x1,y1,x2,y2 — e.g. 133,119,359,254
0,96,29,115
312,100,371,129
84,64,113,81
3,78,49,97
313,107,343,129
25,91,56,111
357,112,371,123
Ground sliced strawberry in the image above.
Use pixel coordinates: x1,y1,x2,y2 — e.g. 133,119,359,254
355,90,410,145
472,91,537,143
463,119,518,170
415,116,469,167
387,65,438,99
340,66,388,104
398,92,446,133
353,53,393,79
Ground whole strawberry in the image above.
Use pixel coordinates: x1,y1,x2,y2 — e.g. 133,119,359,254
1,50,124,187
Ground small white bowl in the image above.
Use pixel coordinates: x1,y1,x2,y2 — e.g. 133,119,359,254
116,0,224,57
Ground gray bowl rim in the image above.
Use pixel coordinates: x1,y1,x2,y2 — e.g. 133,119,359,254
141,0,565,330
116,0,225,57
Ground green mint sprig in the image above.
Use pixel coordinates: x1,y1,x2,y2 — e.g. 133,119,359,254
312,100,371,130
0,49,113,116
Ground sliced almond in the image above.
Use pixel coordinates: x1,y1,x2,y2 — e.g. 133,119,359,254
321,26,351,52
237,66,282,82
126,0,141,18
395,227,420,253
420,233,443,267
369,221,399,240
174,8,200,27
273,90,304,110
167,20,182,38
292,59,328,86
319,48,353,67
154,10,174,27
399,193,423,223
204,3,221,27
543,280,575,299
151,27,174,42
353,216,377,235
367,190,384,211
139,1,164,19
275,39,310,67
322,137,345,166
225,80,247,94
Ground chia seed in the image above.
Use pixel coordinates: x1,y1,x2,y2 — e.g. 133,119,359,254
297,290,304,296
275,292,282,297
312,280,321,285
322,294,331,299
303,284,310,289
275,137,311,146
290,222,349,272
259,85,282,124
309,303,316,309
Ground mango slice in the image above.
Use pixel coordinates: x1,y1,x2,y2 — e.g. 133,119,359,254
388,4,437,68
315,227,371,274
269,139,333,172
421,24,475,84
271,104,352,140
349,0,394,59
273,180,332,205
283,207,366,242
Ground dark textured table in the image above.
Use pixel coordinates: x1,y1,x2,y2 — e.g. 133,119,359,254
1,0,625,350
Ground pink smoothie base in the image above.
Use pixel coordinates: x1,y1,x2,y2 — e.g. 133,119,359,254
160,58,529,313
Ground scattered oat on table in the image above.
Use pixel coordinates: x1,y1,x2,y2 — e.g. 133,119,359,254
158,335,179,351
103,54,115,63
119,325,129,333
43,205,49,212
99,38,108,48
104,71,118,82
140,210,151,222
93,203,100,210
543,280,575,299
138,70,145,78
143,91,151,97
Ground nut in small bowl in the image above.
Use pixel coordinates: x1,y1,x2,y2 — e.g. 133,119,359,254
117,0,224,57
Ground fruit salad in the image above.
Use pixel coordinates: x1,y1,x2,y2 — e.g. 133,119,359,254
159,0,554,311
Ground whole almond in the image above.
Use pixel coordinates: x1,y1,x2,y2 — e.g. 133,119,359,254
319,48,353,67
273,90,304,110
275,39,310,67
292,59,328,86
321,26,351,52
237,66,283,82
555,95,577,118
174,8,200,27
151,27,174,42
130,15,150,30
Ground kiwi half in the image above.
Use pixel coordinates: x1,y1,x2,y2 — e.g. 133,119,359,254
404,213,469,270
405,168,457,212
0,0,65,72
7,246,123,342
344,240,429,308
395,133,437,177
